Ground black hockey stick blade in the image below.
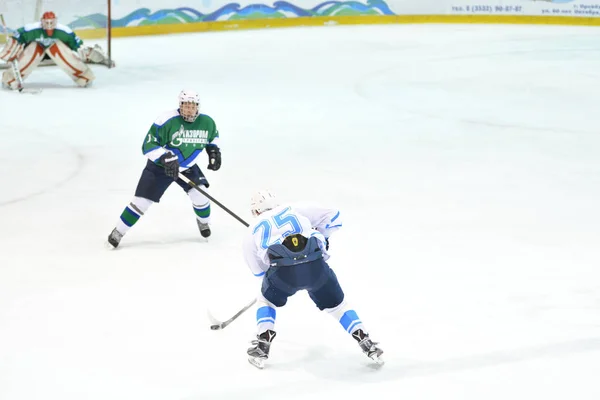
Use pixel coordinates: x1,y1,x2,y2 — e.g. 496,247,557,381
207,298,257,331
207,309,225,330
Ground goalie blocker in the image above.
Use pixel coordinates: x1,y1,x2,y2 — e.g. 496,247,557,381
2,40,95,89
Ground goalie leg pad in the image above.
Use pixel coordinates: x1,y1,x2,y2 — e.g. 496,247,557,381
0,37,24,62
1,42,45,90
45,41,95,87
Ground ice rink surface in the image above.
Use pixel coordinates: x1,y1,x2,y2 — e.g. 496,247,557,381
1,23,600,400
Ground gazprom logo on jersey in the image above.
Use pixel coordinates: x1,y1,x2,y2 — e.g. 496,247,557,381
36,37,58,47
170,126,209,146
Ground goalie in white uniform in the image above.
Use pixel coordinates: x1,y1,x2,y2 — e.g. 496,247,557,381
0,11,110,89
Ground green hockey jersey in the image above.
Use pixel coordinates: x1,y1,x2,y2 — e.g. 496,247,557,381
142,110,220,169
13,22,83,51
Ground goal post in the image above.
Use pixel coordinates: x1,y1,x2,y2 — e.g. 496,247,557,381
0,0,112,68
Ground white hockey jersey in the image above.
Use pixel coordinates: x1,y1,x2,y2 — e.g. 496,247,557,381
243,203,343,277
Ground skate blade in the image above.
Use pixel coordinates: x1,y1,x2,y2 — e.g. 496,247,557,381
370,353,385,366
248,356,265,369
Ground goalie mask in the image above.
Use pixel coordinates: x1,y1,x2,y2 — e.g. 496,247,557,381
250,190,279,217
178,89,200,123
41,11,57,36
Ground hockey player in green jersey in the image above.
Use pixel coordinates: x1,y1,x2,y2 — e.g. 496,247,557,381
0,11,110,89
107,89,222,248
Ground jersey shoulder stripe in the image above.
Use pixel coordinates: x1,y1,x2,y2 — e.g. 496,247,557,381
55,23,74,34
23,22,42,32
153,110,180,127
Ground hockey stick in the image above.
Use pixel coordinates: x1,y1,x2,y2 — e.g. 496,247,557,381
178,172,249,228
177,174,254,330
0,14,41,94
8,59,29,93
208,298,257,330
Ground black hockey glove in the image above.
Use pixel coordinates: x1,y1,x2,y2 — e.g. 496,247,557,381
206,145,221,171
159,152,179,180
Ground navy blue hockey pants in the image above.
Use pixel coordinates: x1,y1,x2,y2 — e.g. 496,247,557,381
261,258,345,310
134,160,209,203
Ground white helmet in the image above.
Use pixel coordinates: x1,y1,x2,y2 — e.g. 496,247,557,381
178,89,200,122
250,190,279,217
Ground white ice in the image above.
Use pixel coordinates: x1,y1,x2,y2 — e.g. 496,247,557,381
1,23,600,400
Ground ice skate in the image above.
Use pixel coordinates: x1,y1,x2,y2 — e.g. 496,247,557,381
197,219,211,238
352,329,384,365
107,228,123,249
247,330,276,369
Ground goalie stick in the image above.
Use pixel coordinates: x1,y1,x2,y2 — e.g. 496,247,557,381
208,298,257,330
0,14,41,94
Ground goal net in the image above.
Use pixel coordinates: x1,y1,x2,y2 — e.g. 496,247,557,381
0,0,112,68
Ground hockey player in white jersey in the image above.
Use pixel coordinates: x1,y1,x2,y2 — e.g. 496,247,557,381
243,190,384,369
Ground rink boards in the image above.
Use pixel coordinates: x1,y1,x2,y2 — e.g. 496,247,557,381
0,0,599,43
